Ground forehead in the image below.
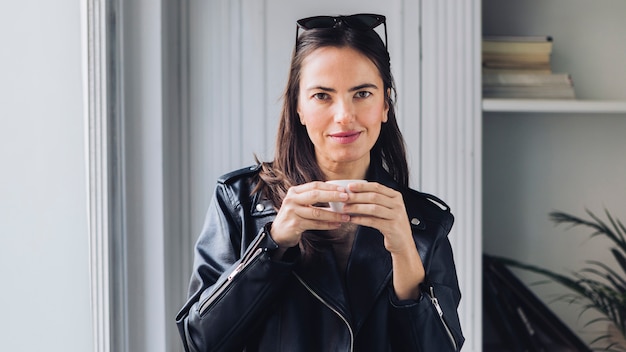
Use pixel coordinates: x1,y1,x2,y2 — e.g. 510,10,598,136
299,46,382,85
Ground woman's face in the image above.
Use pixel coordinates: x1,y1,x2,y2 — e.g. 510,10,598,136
297,46,388,179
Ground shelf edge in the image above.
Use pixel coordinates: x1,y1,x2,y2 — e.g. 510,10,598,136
482,99,626,113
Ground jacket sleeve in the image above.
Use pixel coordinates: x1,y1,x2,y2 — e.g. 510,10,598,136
175,183,297,352
387,222,465,351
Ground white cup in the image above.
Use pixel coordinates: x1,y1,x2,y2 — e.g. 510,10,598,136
325,179,367,212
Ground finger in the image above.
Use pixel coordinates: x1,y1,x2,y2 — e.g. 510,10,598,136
344,203,396,219
348,213,411,241
281,192,327,213
347,215,399,238
346,181,397,197
291,181,348,194
280,210,347,234
271,208,346,247
295,205,351,223
346,214,380,228
348,183,401,205
296,189,348,207
345,192,398,212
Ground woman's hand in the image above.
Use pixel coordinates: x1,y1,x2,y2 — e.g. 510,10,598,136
342,182,412,252
343,182,425,300
270,181,350,249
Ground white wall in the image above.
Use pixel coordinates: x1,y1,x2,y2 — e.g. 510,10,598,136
0,1,92,351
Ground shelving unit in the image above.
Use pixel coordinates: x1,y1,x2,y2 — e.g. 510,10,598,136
482,0,626,348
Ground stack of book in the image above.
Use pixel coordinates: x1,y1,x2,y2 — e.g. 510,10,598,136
482,35,576,99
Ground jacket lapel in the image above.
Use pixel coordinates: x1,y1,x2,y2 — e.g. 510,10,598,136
345,225,392,333
293,246,352,323
292,230,393,334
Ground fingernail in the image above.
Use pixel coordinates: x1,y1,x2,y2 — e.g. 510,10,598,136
341,215,350,222
339,192,348,200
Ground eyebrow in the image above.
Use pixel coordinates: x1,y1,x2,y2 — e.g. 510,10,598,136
305,83,380,92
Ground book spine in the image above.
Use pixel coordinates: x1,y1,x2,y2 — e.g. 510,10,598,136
483,73,572,86
482,41,553,54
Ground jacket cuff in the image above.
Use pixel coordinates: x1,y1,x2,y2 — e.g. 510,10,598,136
388,285,425,308
261,222,300,263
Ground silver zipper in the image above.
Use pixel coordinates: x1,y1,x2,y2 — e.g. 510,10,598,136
428,286,457,350
294,273,354,352
198,233,267,316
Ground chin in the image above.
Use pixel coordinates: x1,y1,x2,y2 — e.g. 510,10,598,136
332,153,368,164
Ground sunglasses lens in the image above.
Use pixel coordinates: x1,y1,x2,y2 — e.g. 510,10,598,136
297,16,336,30
344,14,383,30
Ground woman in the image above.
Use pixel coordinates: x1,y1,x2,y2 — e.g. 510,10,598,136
176,13,464,351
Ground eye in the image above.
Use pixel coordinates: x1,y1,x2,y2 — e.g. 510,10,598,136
313,92,330,101
355,91,372,99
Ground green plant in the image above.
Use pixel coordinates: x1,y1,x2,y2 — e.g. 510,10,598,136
492,209,626,351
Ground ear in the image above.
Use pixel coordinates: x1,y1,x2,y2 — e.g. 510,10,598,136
296,101,306,125
297,111,305,125
382,88,390,123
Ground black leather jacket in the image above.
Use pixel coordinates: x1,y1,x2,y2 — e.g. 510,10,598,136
176,163,464,351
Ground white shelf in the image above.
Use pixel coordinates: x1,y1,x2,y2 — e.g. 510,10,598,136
483,98,626,113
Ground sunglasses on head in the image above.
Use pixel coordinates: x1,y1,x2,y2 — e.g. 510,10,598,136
295,13,387,49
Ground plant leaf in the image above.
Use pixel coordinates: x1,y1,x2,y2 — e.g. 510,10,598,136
496,209,626,346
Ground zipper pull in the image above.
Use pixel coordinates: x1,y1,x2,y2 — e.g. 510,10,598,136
427,284,458,350
429,286,444,317
228,262,245,281
227,232,268,282
227,247,263,281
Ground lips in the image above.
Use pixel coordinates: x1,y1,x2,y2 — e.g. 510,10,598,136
329,131,361,144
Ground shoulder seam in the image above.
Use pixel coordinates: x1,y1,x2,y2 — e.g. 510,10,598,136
217,164,260,184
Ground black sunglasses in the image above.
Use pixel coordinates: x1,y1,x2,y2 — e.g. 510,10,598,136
295,13,387,49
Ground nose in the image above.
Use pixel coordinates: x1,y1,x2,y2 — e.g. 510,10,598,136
333,98,355,124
